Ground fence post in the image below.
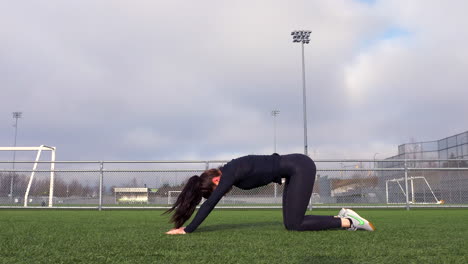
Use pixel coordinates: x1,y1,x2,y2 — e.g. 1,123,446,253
404,159,410,211
99,161,104,211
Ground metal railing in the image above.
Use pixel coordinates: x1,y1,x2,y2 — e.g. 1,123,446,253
1,159,467,210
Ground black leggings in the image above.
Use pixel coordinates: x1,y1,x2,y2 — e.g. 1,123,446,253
279,154,342,231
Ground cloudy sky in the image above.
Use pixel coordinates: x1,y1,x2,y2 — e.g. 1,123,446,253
1,0,467,161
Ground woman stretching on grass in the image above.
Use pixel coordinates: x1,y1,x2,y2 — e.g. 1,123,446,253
165,153,375,234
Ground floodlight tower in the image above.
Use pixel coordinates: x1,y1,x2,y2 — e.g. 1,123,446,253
291,30,311,156
10,111,22,200
271,110,280,153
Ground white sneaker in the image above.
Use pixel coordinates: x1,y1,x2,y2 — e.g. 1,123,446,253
340,208,375,231
337,208,346,218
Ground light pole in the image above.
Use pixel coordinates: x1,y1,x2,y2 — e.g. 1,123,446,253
10,111,22,201
271,110,280,153
271,110,280,199
373,153,379,168
291,30,311,156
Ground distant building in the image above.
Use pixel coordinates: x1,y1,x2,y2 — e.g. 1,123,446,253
315,174,379,204
114,188,149,204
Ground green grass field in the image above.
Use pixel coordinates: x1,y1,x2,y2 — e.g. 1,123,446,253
0,209,467,264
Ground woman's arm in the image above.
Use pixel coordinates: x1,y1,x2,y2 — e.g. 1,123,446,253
183,178,234,233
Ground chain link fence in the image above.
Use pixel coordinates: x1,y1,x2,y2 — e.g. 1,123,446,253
1,159,467,209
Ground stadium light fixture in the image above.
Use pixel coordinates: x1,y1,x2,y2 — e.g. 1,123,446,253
291,30,311,44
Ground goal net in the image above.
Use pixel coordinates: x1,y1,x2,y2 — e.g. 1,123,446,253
385,176,443,205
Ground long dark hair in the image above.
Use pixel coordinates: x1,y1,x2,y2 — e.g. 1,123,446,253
163,169,221,228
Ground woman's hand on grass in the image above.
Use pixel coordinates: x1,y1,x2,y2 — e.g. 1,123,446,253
166,227,186,235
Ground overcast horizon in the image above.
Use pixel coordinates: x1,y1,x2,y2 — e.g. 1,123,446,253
1,0,467,161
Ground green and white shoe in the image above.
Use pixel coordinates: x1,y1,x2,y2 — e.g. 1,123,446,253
340,208,375,231
337,208,347,218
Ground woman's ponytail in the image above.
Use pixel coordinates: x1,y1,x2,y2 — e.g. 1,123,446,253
163,169,222,228
164,175,204,228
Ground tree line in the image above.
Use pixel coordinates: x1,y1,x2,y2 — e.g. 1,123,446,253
0,174,159,198
0,172,98,197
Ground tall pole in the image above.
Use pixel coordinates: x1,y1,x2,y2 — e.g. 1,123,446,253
373,153,379,168
10,111,22,200
301,42,308,156
271,109,280,199
271,110,280,153
292,30,311,156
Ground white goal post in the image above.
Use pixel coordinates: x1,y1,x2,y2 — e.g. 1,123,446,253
385,176,443,205
168,191,182,205
0,145,56,207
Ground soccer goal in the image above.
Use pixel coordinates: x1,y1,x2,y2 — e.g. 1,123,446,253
385,176,444,205
0,145,56,207
167,191,182,205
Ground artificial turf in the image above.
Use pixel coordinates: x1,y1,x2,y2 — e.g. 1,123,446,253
0,209,467,264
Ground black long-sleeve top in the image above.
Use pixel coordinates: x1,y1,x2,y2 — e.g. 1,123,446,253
184,154,282,233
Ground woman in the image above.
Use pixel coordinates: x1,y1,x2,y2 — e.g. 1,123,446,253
165,153,375,234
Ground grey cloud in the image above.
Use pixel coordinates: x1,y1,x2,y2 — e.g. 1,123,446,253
1,1,465,162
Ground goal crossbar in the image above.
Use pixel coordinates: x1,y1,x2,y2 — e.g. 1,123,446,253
0,145,56,207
